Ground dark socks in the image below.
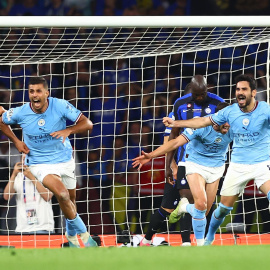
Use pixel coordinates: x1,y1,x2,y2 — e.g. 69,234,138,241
180,213,192,243
145,208,169,241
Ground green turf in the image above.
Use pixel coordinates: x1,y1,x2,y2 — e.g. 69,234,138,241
0,245,268,270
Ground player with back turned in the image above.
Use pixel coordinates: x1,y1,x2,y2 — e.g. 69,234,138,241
0,77,97,248
163,74,270,245
165,75,224,245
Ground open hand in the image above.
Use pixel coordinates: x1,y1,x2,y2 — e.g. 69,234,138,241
132,151,152,170
50,129,71,143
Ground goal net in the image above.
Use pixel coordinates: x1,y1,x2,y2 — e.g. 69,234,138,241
0,16,270,247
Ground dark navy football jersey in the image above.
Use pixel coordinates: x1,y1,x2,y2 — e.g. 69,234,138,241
173,92,224,163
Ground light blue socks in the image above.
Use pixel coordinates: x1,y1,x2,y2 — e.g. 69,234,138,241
206,203,233,242
192,207,207,243
67,213,87,235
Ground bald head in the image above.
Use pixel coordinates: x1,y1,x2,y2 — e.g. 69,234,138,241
190,75,208,105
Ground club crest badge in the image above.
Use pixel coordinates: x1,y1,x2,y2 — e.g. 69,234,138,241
38,119,45,126
205,107,211,114
181,179,187,185
242,118,249,126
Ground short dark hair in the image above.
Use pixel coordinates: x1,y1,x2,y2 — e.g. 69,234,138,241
28,77,48,90
216,102,230,113
235,74,257,90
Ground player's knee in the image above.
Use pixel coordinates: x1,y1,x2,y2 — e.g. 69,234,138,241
194,199,207,211
57,190,70,202
193,207,206,219
215,203,233,219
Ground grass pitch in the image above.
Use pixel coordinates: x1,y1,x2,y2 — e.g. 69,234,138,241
0,245,268,270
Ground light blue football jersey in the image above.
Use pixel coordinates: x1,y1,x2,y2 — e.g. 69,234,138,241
210,101,270,164
2,97,82,165
182,125,232,167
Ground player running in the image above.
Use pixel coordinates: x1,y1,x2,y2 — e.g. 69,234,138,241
0,77,97,248
133,102,232,246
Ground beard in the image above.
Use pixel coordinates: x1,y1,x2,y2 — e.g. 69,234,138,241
237,94,252,109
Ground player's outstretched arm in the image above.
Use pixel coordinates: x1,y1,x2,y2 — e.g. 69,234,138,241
0,118,30,154
50,114,93,143
132,135,188,170
163,116,212,129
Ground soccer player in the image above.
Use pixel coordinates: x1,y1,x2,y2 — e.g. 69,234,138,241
0,77,97,248
133,102,231,246
165,75,224,245
163,74,270,245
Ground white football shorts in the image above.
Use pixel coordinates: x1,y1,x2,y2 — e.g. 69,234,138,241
29,159,76,189
185,161,225,184
221,160,270,196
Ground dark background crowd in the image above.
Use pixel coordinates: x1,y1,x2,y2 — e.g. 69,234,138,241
1,0,270,16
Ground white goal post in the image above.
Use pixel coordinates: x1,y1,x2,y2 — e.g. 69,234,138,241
0,16,270,247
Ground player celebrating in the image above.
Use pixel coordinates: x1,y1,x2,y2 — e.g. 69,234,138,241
133,102,231,246
163,74,270,245
165,75,224,245
0,77,97,248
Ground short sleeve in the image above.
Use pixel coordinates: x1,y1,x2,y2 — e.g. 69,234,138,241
2,107,21,125
210,107,228,126
182,127,200,141
58,99,82,123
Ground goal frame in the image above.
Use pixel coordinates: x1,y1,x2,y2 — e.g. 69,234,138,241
0,16,270,27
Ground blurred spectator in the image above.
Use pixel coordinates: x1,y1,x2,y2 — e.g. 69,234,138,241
127,122,144,161
0,0,13,15
189,0,219,15
94,0,123,15
8,0,44,15
165,0,189,15
79,148,116,233
143,55,171,96
0,158,10,233
136,0,165,15
3,158,54,234
165,74,181,106
0,82,13,110
89,81,126,149
104,58,140,95
0,64,32,105
81,148,113,211
142,95,167,145
0,132,20,169
45,0,76,16
64,0,94,15
64,86,88,115
118,85,142,135
113,137,132,185
214,0,270,15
